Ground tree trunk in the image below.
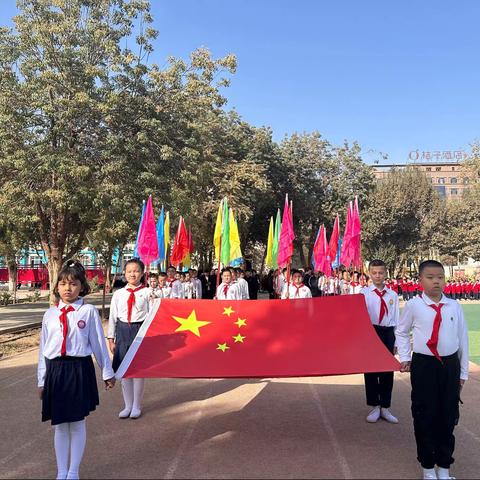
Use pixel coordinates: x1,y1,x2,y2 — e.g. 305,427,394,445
6,255,17,303
297,237,307,269
101,258,112,321
47,251,63,305
260,245,268,274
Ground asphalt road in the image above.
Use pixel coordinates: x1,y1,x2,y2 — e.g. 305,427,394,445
1,349,479,479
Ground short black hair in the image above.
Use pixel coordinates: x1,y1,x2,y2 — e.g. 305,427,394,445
55,260,90,298
221,268,232,275
368,259,386,269
158,272,167,278
149,273,158,279
125,258,145,273
419,260,444,276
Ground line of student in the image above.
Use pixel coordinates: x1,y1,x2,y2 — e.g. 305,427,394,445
37,258,468,480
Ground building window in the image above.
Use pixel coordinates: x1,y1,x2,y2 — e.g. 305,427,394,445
452,166,455,171
426,167,432,172
436,167,441,171
451,177,457,184
438,178,445,184
464,178,469,184
451,188,458,196
434,186,446,197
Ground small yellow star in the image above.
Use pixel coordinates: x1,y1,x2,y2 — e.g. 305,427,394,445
234,317,247,328
223,306,235,317
173,310,211,337
217,342,230,352
233,333,245,343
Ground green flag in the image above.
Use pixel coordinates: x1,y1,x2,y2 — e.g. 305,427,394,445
272,208,281,268
220,198,230,265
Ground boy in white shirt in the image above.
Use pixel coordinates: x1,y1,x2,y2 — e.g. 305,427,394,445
216,268,242,300
281,270,312,299
396,260,469,480
361,259,399,424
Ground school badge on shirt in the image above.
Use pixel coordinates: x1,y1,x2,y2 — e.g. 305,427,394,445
389,299,394,306
77,320,86,329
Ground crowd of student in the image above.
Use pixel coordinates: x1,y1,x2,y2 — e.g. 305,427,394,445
37,258,469,480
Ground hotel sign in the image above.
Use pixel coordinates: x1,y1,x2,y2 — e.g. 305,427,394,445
408,150,468,161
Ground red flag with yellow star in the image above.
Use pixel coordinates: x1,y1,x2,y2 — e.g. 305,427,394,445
115,296,400,379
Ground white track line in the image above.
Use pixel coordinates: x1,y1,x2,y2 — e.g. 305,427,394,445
309,379,352,479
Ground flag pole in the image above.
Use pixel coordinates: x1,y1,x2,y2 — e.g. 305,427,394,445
215,202,224,290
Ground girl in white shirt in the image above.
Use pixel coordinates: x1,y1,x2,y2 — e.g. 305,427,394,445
281,270,312,299
216,268,242,300
108,259,150,419
38,260,115,480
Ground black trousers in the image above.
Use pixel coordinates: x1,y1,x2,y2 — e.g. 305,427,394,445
364,325,395,408
411,352,460,469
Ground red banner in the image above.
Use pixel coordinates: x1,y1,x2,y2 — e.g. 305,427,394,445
117,295,400,379
0,268,104,285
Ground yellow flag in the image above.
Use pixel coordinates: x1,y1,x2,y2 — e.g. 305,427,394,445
229,208,242,262
265,216,274,268
164,211,170,257
213,199,223,260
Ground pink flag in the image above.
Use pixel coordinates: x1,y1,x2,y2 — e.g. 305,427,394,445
277,195,295,268
327,214,340,263
339,201,353,267
314,225,332,276
137,196,159,265
351,197,362,269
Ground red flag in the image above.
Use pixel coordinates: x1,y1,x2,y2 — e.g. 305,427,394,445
116,296,400,379
137,196,159,265
327,214,340,263
170,217,189,267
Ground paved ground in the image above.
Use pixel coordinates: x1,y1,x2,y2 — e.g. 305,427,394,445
0,293,112,333
0,347,479,479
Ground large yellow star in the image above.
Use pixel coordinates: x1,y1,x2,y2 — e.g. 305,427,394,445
223,306,235,317
233,333,246,343
234,317,247,328
173,310,211,337
217,343,230,352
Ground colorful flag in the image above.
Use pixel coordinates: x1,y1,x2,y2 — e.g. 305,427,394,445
313,225,332,276
339,201,353,267
271,209,281,269
213,199,223,261
351,197,362,270
115,295,400,379
164,211,170,263
156,206,165,262
170,217,189,267
137,196,159,265
229,208,242,265
277,195,295,268
133,200,146,258
265,216,274,268
182,226,194,269
220,198,230,266
327,214,340,264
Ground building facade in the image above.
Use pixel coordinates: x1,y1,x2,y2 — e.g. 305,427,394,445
373,160,470,199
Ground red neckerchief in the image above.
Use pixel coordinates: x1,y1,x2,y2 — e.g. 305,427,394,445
373,288,388,324
126,285,145,324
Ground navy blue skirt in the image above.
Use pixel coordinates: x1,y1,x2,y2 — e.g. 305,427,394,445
42,356,99,425
112,321,143,372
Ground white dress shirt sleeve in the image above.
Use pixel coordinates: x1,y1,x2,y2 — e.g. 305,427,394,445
396,301,414,362
196,279,202,299
456,304,469,380
280,284,288,299
304,287,312,298
37,315,48,387
88,306,115,381
107,291,119,338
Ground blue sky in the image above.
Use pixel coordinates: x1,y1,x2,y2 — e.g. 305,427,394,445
2,0,480,164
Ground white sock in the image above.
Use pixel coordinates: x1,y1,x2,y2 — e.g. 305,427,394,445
436,466,450,479
66,420,86,479
122,378,134,411
132,378,145,411
54,423,70,480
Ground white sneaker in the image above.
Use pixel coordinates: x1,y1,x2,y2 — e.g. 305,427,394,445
436,467,455,479
366,406,381,423
380,408,399,424
118,407,131,419
423,468,437,479
130,408,142,419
